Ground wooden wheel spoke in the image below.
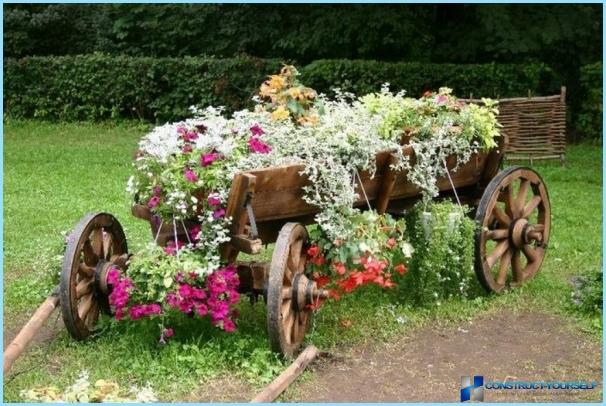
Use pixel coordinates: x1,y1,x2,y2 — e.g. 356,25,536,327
281,287,292,300
522,196,541,219
505,183,516,218
487,229,508,240
287,239,303,273
109,253,129,269
76,279,94,299
91,228,104,257
532,224,545,232
102,232,113,260
496,249,512,286
493,207,511,227
82,240,99,266
512,249,524,282
516,180,530,217
78,293,95,319
78,263,95,277
522,244,538,263
486,240,510,268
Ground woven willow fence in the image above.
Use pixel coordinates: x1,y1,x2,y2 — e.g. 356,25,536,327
466,87,567,164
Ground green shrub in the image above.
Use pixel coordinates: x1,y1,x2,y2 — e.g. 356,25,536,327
398,201,479,306
4,55,561,123
572,268,603,315
300,59,560,99
4,54,281,122
576,62,602,141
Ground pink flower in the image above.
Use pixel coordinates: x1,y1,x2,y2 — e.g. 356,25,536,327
153,186,162,196
248,137,271,154
177,126,187,135
207,195,221,206
164,328,174,338
212,208,225,219
201,152,220,167
147,195,160,208
223,318,236,333
436,95,448,105
184,168,198,183
188,225,201,242
250,124,265,136
183,131,198,142
182,145,193,154
164,240,184,256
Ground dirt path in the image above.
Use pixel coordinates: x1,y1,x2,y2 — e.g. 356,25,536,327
5,310,601,402
281,312,602,402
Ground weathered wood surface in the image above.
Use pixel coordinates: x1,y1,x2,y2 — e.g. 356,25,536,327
244,145,491,223
250,345,320,403
4,288,60,374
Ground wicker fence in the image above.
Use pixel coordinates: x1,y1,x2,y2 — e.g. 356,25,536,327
466,87,567,164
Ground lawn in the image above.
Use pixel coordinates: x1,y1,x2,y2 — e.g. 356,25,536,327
3,119,603,401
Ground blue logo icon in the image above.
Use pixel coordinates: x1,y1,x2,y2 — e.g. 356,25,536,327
461,375,484,402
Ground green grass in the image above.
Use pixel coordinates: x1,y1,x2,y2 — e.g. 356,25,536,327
3,119,602,401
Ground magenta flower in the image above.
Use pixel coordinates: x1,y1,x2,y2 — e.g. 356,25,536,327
182,145,193,154
188,224,201,242
250,124,265,136
212,208,225,219
248,137,271,154
153,186,162,196
201,152,220,167
183,131,198,142
177,126,187,135
184,168,198,183
164,328,174,338
164,240,184,256
207,195,221,206
147,195,161,208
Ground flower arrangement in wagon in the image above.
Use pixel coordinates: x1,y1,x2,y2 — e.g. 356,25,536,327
117,65,501,340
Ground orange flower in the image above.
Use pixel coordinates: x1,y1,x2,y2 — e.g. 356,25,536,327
394,264,408,275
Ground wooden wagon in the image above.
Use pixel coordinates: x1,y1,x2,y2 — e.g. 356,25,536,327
58,138,551,357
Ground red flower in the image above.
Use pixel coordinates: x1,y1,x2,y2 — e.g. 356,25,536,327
332,262,347,275
306,245,320,257
394,264,408,275
314,275,331,288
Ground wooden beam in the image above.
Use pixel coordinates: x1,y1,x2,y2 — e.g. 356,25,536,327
4,288,60,374
250,345,320,403
230,234,263,255
375,153,399,214
220,173,256,261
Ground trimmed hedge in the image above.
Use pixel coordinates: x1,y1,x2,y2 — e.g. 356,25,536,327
576,62,602,141
301,59,560,99
4,54,561,122
4,54,281,121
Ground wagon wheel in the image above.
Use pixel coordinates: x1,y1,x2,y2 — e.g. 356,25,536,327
60,212,129,340
475,167,551,293
267,223,312,358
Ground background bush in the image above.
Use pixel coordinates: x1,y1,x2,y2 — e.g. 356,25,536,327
301,59,559,99
3,55,560,123
575,62,603,141
4,55,281,121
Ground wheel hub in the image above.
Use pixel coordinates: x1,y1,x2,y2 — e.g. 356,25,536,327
291,273,329,312
510,218,540,248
